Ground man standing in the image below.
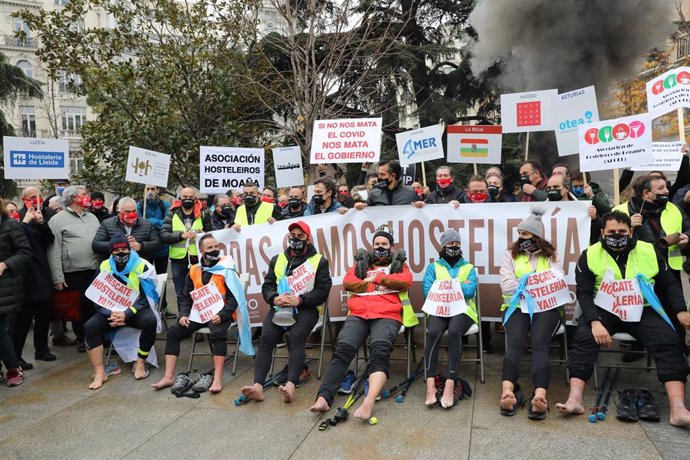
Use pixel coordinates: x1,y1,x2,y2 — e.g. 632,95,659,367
355,160,417,209
211,194,234,230
336,184,355,209
304,177,347,215
281,187,307,219
423,166,464,207
518,160,549,202
232,181,282,229
88,191,110,223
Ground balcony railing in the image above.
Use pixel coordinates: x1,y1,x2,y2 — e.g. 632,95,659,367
60,130,82,139
0,34,39,49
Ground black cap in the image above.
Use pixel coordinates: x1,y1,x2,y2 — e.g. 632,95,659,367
91,191,105,201
109,233,130,253
373,224,394,245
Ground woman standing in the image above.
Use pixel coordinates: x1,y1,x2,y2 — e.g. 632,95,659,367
499,206,563,419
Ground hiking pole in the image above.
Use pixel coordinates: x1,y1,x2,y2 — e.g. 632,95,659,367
382,360,425,400
597,368,621,421
234,365,289,406
396,362,425,403
319,368,376,430
588,368,612,423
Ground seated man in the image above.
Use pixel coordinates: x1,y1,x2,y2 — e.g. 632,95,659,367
152,234,240,394
241,221,332,403
84,234,159,389
310,225,413,420
556,212,690,426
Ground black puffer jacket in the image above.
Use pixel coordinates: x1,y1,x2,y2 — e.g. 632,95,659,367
92,215,162,262
0,216,32,315
19,206,55,302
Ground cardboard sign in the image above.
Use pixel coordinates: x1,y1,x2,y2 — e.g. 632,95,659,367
125,146,170,188
3,136,70,180
355,266,398,296
189,282,225,324
310,118,382,164
400,163,417,186
200,146,264,194
447,125,503,164
396,124,444,165
500,89,558,133
273,146,304,188
632,142,685,171
422,279,468,317
519,268,573,314
85,271,139,312
646,66,690,118
593,269,644,322
286,262,317,296
555,86,600,156
578,113,653,172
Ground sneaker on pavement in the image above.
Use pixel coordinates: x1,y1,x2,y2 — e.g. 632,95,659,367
35,350,57,361
6,368,24,387
52,335,77,347
192,374,214,393
76,340,86,353
163,308,177,320
363,378,381,401
171,374,193,394
616,389,639,422
18,358,33,370
636,389,661,422
338,370,356,394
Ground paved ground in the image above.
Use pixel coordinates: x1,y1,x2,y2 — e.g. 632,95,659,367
2,283,690,460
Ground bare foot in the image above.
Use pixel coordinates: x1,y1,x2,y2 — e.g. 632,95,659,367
353,398,375,420
240,383,264,402
133,361,148,380
669,406,690,427
555,397,584,415
440,379,455,409
500,390,517,411
209,378,223,394
531,395,548,414
310,396,330,413
425,379,437,407
151,376,174,390
89,371,108,390
279,382,295,403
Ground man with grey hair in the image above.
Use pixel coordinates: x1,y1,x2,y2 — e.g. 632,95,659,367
419,165,465,208
91,196,161,262
48,196,64,213
47,185,101,352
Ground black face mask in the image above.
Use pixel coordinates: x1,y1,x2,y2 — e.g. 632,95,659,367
203,249,221,265
373,247,391,260
520,175,531,186
221,205,233,219
312,194,325,206
488,185,500,197
654,194,669,208
288,198,301,209
442,246,462,264
289,237,307,253
181,199,195,210
243,195,258,206
518,237,538,253
603,233,630,251
113,253,130,267
374,178,390,190
547,190,563,201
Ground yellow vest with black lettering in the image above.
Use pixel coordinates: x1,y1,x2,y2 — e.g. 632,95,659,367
99,259,148,292
501,253,550,311
613,202,684,270
433,262,478,323
235,202,273,226
169,212,203,259
586,240,658,306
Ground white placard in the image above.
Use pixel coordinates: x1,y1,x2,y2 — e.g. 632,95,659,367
273,146,304,188
85,271,139,312
396,124,444,165
577,113,653,172
310,118,382,164
500,89,558,133
646,66,690,118
189,282,225,324
555,86,600,156
286,262,317,296
200,146,264,194
125,146,170,188
447,125,503,164
519,268,573,314
422,279,468,317
593,269,644,322
632,142,685,171
2,136,70,180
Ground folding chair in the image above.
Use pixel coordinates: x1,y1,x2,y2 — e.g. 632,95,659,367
355,323,415,379
187,273,249,375
593,332,655,390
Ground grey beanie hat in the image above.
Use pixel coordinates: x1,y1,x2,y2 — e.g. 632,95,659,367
517,205,546,238
440,229,461,248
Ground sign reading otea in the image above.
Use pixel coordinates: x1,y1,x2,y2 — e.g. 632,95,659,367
555,86,599,156
200,146,264,193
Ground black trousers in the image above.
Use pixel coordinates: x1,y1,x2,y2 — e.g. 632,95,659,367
424,314,474,381
165,320,231,357
12,300,51,356
64,270,96,341
153,256,168,310
84,309,158,359
568,307,689,383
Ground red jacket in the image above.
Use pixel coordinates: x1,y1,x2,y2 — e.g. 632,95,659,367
343,263,413,321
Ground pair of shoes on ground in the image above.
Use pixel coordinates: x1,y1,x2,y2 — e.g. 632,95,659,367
617,388,660,422
171,373,214,395
500,385,548,420
431,374,473,409
5,368,23,387
17,350,57,371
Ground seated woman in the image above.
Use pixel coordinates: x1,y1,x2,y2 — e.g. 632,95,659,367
84,234,159,389
422,229,478,408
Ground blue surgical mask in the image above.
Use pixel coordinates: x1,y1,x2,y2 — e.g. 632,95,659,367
571,186,584,197
56,186,66,196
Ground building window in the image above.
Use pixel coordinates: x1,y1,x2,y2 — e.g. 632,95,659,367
58,71,83,93
14,20,30,47
16,60,33,79
61,108,87,135
69,19,84,33
678,36,690,60
20,106,36,137
70,156,84,176
55,0,71,5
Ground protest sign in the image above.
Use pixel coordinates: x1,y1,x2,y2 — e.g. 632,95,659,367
578,113,653,172
85,272,139,312
189,282,225,324
632,142,685,171
273,146,303,188
555,86,600,156
3,136,69,180
422,279,467,317
593,269,644,322
500,89,558,133
207,201,590,325
646,66,690,118
200,146,264,193
519,268,573,314
396,124,444,165
447,125,503,164
400,163,417,186
286,261,317,296
125,146,170,188
310,118,382,163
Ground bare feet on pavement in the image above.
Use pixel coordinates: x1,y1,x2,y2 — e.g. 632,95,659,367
240,383,264,401
353,398,375,420
310,396,330,413
89,372,107,390
279,382,295,403
555,398,584,415
151,376,174,390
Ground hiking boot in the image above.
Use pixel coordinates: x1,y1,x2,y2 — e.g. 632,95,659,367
18,358,33,371
52,335,77,347
35,350,57,361
616,389,639,422
6,368,24,387
170,374,193,394
192,374,214,393
636,389,660,422
338,371,356,394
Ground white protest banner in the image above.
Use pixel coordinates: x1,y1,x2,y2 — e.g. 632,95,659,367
396,124,444,165
200,146,264,194
85,272,139,312
447,125,502,164
125,146,170,188
189,282,225,323
206,201,590,325
310,118,382,164
519,268,573,314
422,279,467,317
3,136,69,180
578,113,653,172
632,142,685,172
593,269,644,322
273,146,303,188
500,89,558,133
646,67,690,118
555,86,600,156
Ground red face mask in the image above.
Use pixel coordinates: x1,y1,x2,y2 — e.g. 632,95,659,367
278,201,288,208
91,199,105,210
468,191,488,203
24,197,43,210
339,191,350,196
231,197,243,207
261,196,275,204
119,211,138,225
415,189,423,198
73,195,91,208
437,178,452,189
10,211,20,222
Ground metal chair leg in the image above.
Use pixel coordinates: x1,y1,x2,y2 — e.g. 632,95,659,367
187,332,197,373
